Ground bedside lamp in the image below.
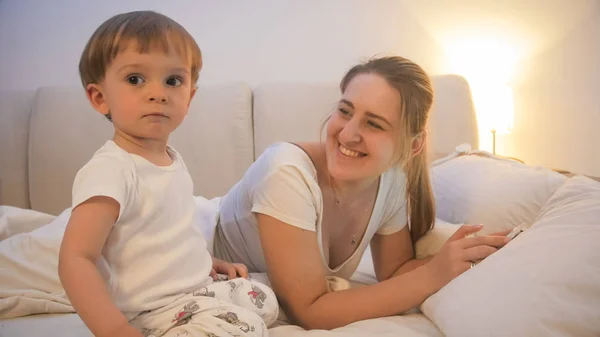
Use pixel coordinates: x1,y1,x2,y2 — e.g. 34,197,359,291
443,37,517,155
471,84,514,155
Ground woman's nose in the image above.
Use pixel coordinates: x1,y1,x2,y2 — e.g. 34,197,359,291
338,118,361,143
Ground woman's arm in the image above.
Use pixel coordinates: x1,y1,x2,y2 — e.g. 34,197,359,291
370,225,420,281
59,196,142,337
257,213,440,330
371,226,432,280
259,214,509,330
372,225,511,281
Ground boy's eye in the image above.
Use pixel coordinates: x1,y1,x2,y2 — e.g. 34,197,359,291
166,76,183,87
127,75,144,85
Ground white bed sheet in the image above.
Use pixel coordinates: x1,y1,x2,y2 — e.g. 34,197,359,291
0,312,443,337
0,200,444,336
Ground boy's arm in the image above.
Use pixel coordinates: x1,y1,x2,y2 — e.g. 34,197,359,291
58,196,142,337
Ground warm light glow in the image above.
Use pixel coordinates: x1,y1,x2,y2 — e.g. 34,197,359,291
444,37,516,152
445,37,518,86
471,84,514,134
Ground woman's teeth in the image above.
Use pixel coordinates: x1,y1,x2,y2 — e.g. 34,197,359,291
339,144,364,158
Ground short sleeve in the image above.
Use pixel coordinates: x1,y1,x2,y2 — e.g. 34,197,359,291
250,164,319,232
376,201,408,235
376,168,408,235
72,154,131,220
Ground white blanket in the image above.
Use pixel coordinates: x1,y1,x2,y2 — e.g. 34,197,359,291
0,205,57,241
0,196,226,319
0,145,477,324
0,207,73,318
1,312,443,337
0,198,445,336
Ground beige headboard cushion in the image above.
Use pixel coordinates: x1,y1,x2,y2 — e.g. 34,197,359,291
0,76,478,215
0,90,36,209
26,83,254,215
252,74,479,160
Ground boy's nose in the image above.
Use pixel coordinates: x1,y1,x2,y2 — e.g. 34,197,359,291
147,84,168,103
149,96,167,103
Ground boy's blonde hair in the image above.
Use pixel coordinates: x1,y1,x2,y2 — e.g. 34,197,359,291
79,10,202,89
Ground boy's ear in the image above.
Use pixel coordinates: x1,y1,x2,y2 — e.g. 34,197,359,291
86,83,110,117
187,86,198,109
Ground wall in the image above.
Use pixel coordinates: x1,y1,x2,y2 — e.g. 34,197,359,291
406,0,599,176
506,5,600,175
0,0,598,175
0,0,445,90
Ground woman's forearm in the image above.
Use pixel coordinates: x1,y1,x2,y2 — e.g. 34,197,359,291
300,263,438,330
392,256,433,278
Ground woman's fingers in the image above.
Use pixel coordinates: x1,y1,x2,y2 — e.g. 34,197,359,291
489,229,512,237
461,234,508,249
433,225,509,282
463,245,498,262
448,224,483,242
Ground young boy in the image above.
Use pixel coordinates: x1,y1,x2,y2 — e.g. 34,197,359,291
58,11,278,337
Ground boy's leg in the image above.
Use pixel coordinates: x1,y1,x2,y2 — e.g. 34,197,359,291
130,294,268,337
200,277,279,327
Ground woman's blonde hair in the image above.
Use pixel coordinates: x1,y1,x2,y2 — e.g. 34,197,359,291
337,56,435,243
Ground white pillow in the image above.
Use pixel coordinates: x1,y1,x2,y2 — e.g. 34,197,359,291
0,208,73,318
432,151,567,234
192,196,221,255
0,205,56,240
421,176,600,337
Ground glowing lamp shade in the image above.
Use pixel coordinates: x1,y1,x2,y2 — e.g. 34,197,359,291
472,84,514,134
444,38,516,153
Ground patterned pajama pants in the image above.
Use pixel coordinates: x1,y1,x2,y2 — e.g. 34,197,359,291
130,277,279,337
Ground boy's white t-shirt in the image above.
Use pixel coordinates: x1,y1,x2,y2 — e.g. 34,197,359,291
216,142,408,279
72,140,212,315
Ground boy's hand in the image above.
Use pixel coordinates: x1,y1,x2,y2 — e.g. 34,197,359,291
210,257,248,280
109,323,144,337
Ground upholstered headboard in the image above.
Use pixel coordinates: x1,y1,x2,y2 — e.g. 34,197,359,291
0,75,479,215
253,74,479,160
0,83,255,215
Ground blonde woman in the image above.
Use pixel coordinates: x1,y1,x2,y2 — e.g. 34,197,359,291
213,56,508,329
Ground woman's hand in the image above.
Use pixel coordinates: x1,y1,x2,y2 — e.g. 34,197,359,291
425,224,509,289
210,257,249,280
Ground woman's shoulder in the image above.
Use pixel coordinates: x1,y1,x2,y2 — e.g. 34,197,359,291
244,142,323,202
380,165,407,199
382,164,406,183
254,142,319,175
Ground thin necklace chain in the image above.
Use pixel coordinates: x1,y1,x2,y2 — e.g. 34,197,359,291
330,177,375,245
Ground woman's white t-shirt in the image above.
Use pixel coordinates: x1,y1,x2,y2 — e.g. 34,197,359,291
216,142,408,279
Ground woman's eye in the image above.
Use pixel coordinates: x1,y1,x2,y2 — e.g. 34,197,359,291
166,77,183,87
338,108,350,116
367,120,383,130
127,75,144,85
